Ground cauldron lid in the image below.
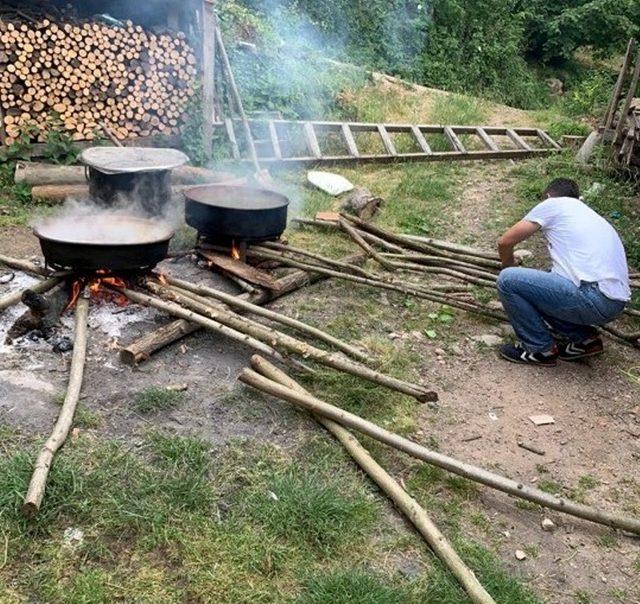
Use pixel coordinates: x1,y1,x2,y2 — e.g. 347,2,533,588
80,147,188,175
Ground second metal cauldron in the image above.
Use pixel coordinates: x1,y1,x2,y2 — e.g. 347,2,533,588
184,184,289,242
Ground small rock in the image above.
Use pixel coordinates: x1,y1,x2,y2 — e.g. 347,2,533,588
498,323,516,338
529,414,555,426
434,347,446,356
514,249,533,261
486,300,504,311
472,334,503,346
541,518,555,532
515,550,527,561
63,527,84,549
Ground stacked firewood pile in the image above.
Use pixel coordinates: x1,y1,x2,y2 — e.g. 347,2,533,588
0,18,197,144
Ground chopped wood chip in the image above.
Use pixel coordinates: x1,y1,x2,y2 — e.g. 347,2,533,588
315,211,340,222
529,414,555,426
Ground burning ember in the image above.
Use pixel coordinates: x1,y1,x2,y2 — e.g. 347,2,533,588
65,270,128,311
231,241,241,261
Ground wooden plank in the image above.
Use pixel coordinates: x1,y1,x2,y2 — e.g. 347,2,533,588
444,126,466,153
475,127,499,151
303,122,322,158
268,121,282,159
377,124,397,155
506,128,532,151
341,123,360,157
199,250,282,291
604,39,636,128
411,126,431,153
614,49,640,143
536,129,561,150
224,118,241,159
201,0,217,157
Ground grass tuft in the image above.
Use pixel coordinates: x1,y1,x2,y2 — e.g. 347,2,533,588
241,468,378,555
132,387,186,414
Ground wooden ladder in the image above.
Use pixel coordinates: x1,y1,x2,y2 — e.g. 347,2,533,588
217,118,561,165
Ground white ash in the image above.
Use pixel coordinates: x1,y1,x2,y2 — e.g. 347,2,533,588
0,273,42,355
85,302,161,339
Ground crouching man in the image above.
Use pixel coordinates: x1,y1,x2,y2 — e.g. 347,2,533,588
497,178,630,366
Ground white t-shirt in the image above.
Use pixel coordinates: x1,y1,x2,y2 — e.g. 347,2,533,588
524,196,630,301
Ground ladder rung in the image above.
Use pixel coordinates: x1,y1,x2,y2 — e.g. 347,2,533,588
341,123,359,157
303,122,322,158
536,129,561,150
475,127,499,151
411,126,431,153
224,118,240,159
268,121,282,159
506,129,532,151
377,124,397,156
444,126,466,153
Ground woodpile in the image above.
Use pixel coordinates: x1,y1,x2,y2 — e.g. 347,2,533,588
600,38,640,168
0,18,197,144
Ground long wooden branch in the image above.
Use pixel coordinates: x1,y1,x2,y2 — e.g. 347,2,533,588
339,218,395,270
119,253,367,364
0,277,62,313
250,355,495,604
119,288,284,362
250,248,506,321
0,253,50,277
139,282,437,403
22,295,90,517
160,275,372,364
238,368,640,535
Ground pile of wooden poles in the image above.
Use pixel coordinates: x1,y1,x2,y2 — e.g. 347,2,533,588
0,17,197,144
241,355,640,603
277,214,640,347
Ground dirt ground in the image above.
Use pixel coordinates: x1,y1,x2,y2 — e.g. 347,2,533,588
1,160,639,603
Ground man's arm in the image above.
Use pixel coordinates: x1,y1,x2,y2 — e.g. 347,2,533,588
497,220,540,267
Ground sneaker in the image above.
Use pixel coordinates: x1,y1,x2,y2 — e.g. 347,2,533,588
500,343,558,366
558,337,603,361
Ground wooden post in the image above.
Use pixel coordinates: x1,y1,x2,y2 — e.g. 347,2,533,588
202,0,217,157
614,49,640,144
603,39,636,129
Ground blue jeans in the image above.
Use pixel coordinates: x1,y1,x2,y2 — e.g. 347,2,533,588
497,267,626,353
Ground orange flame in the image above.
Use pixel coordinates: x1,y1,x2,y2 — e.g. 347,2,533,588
65,271,129,310
231,242,241,261
157,272,168,285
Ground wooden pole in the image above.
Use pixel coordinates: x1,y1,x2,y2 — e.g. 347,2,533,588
604,39,636,129
140,281,438,403
119,287,284,361
238,369,640,535
119,252,367,364
214,25,262,174
0,253,50,277
0,277,61,313
162,275,373,363
339,218,395,270
614,48,640,143
202,0,216,157
22,295,90,517
250,356,495,604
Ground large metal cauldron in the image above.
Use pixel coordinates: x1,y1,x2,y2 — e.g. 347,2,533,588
34,215,174,271
184,184,289,242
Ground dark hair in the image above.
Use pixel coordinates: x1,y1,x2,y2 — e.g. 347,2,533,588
543,178,580,199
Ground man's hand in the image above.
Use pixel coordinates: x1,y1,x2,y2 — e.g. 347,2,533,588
497,220,540,268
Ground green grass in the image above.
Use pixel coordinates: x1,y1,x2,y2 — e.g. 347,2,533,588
132,387,186,414
430,93,489,126
241,468,378,556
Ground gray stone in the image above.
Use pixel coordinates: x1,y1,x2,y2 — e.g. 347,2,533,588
472,334,503,346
